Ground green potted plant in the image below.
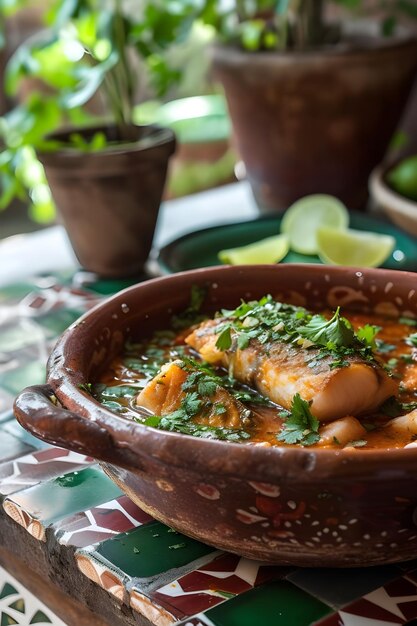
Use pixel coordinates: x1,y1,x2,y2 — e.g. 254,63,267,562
202,0,417,213
0,0,201,277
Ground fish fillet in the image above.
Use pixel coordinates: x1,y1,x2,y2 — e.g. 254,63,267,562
136,360,248,429
185,319,398,422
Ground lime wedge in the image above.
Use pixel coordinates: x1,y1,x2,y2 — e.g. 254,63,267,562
281,194,349,254
386,155,417,201
218,234,290,265
316,227,395,267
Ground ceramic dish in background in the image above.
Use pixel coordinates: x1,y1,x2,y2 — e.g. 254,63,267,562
156,213,417,275
370,164,417,237
13,264,417,568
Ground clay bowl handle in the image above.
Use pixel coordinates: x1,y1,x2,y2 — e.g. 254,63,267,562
14,384,126,466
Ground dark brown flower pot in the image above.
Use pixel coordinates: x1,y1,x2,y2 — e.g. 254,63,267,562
211,30,417,213
37,124,176,278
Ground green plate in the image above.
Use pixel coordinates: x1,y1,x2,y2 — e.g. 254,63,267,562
157,214,417,274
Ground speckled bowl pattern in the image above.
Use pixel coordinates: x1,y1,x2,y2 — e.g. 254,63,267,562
370,164,417,236
13,265,417,567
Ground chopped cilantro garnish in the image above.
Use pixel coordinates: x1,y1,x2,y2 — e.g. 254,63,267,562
406,332,417,347
386,358,399,373
101,399,129,413
380,395,402,417
171,285,208,330
214,403,227,415
97,385,139,398
140,358,251,442
346,439,367,448
237,333,251,349
215,325,232,351
379,396,417,418
197,379,218,396
78,382,92,393
375,339,396,354
212,296,379,371
277,393,320,446
93,383,142,415
399,316,417,327
182,391,202,416
356,324,380,348
143,411,250,442
298,307,357,349
402,401,417,412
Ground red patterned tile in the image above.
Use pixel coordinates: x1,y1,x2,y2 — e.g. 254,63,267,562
54,494,153,547
0,447,94,496
312,615,341,626
314,573,417,625
342,598,403,623
149,553,284,621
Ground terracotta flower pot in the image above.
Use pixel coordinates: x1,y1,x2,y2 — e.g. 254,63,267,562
211,29,417,213
13,264,417,567
37,124,176,278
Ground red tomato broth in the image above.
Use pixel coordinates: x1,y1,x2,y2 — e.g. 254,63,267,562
95,312,417,450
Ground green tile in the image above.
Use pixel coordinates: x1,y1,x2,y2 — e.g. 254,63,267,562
0,432,33,463
0,584,17,600
3,420,50,450
0,324,41,353
8,600,24,613
1,612,18,626
0,361,46,395
34,309,82,337
0,283,34,303
29,610,52,624
288,565,401,609
0,408,14,425
7,467,122,526
202,581,331,626
96,522,214,578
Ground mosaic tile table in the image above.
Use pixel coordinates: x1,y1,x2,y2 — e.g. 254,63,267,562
2,273,417,626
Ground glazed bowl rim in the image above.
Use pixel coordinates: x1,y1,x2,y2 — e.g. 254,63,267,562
46,264,417,481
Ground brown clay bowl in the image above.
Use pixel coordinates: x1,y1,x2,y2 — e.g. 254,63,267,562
13,264,417,567
370,163,417,237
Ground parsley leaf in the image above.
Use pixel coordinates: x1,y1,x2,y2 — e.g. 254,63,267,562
406,332,417,347
399,316,417,327
375,339,396,354
386,358,398,373
213,296,380,373
298,307,356,348
197,380,217,396
346,439,367,448
379,396,417,417
215,325,232,351
171,285,207,330
277,393,320,446
403,401,417,412
356,324,380,348
380,396,402,418
237,333,251,349
182,391,202,417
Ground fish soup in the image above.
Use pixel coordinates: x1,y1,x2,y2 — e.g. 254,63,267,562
94,295,417,450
